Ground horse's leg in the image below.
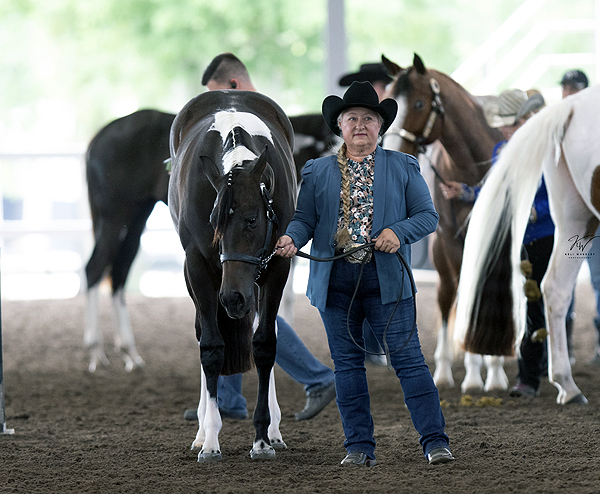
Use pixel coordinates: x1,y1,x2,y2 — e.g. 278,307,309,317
84,222,123,372
110,201,156,371
250,262,289,460
542,155,591,404
431,231,456,387
483,355,508,391
84,284,110,372
461,352,484,393
267,319,286,450
184,253,225,461
266,368,287,450
190,365,208,449
111,289,144,371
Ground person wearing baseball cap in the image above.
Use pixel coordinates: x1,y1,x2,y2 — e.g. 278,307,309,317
560,69,589,98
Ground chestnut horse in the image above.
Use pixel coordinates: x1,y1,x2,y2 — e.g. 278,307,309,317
168,89,297,460
382,53,507,392
455,85,600,404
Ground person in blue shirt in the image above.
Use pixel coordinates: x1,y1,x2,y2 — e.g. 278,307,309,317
440,88,555,398
276,81,453,467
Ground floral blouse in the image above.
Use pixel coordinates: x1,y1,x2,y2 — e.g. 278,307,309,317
338,151,375,244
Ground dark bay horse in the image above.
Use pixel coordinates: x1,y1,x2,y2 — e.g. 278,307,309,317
168,90,297,460
455,85,600,404
84,108,335,372
381,53,507,393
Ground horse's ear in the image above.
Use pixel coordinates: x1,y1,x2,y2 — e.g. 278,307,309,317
250,145,269,182
204,156,222,191
413,53,426,75
261,163,275,196
381,54,402,77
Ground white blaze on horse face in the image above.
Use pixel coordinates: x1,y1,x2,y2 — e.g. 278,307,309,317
209,110,273,174
382,95,408,151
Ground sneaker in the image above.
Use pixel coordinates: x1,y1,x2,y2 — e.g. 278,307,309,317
427,447,455,465
294,381,336,421
509,383,539,398
340,452,376,467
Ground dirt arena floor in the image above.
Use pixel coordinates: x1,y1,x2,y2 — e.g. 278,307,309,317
2,277,600,494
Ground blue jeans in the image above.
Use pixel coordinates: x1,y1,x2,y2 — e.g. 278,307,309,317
217,315,335,414
319,259,449,460
588,226,600,336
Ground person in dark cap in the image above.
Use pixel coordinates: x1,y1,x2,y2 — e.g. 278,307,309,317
339,62,393,101
560,69,589,98
275,81,453,467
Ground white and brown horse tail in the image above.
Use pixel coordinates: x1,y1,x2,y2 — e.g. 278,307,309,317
454,97,575,356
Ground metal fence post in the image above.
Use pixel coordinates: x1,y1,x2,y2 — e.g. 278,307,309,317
1,247,15,434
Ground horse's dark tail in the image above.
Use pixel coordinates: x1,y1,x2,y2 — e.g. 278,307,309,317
455,97,573,356
217,304,254,375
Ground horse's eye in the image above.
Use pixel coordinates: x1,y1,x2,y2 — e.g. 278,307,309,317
247,217,257,229
414,100,424,110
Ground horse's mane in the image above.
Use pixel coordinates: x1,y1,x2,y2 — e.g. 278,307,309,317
211,168,239,245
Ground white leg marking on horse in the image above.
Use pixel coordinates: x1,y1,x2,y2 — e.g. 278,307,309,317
112,289,144,371
433,321,454,387
196,367,222,463
483,355,508,391
191,364,207,450
461,352,484,393
85,285,109,372
267,367,286,450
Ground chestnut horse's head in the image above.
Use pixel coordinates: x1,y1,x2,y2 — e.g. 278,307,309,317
381,53,445,157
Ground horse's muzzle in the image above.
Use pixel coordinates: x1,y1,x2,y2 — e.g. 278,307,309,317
219,290,253,319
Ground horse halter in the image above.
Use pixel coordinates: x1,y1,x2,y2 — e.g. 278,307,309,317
219,182,279,283
393,78,444,154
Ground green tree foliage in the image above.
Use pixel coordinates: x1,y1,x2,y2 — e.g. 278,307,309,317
0,0,594,145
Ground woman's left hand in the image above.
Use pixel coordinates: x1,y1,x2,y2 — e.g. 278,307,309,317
373,228,400,253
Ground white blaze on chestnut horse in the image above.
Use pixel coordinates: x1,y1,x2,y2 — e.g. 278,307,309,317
455,85,600,405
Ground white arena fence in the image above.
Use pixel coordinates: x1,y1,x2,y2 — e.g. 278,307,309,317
0,150,435,301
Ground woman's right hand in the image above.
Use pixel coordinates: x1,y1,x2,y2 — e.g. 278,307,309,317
275,235,297,258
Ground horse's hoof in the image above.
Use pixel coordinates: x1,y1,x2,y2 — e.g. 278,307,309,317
566,393,588,405
250,447,276,460
198,451,222,463
270,438,287,450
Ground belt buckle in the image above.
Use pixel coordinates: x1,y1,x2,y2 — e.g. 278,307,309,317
343,243,372,264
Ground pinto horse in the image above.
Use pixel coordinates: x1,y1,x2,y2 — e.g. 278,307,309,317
455,85,600,405
168,89,297,460
83,107,334,372
85,109,174,372
381,53,508,393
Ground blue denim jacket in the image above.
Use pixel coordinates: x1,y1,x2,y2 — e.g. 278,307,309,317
285,146,438,311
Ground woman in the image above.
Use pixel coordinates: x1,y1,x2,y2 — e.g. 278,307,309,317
275,81,453,467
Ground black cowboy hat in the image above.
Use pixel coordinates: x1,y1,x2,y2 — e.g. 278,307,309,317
322,81,398,137
339,63,393,86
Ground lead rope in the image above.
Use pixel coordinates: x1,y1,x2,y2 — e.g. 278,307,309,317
266,242,418,370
